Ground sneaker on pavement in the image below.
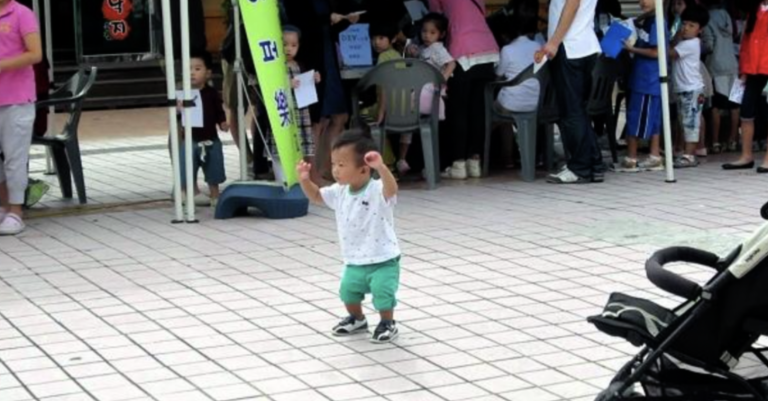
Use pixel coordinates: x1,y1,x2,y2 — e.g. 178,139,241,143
615,157,639,173
546,167,590,184
674,154,699,168
332,316,368,336
396,160,411,176
639,155,664,171
371,320,399,343
467,159,481,178
194,193,211,207
0,213,26,236
441,160,468,180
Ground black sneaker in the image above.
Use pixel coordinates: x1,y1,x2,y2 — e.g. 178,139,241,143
370,320,399,343
331,316,368,336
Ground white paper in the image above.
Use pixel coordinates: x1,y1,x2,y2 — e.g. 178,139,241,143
176,89,203,128
404,1,429,22
534,55,548,74
729,80,745,105
294,70,318,109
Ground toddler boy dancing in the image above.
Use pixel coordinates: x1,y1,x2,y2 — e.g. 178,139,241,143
297,130,401,343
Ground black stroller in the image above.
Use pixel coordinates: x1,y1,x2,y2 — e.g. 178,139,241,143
588,204,768,400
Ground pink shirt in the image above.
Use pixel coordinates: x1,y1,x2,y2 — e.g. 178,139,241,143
428,0,499,61
0,0,38,106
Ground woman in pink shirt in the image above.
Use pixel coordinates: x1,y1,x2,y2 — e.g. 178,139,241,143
0,0,42,235
428,0,499,180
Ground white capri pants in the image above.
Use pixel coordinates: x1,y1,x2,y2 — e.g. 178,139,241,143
0,104,35,205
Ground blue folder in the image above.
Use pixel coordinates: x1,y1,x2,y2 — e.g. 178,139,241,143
601,22,633,59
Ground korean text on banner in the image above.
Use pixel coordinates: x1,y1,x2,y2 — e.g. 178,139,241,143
239,0,303,188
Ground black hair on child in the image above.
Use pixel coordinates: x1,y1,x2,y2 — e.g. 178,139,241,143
190,49,213,70
681,4,710,28
370,21,399,41
332,130,378,167
189,50,213,70
421,12,449,35
283,24,302,39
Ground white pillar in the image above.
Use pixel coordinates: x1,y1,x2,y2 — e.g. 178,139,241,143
233,1,248,181
654,0,675,183
180,0,196,221
160,0,184,222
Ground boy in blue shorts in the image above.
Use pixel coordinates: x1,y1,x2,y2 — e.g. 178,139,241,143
619,0,667,172
297,130,401,343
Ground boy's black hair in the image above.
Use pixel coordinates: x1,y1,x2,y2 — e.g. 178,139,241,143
681,4,710,28
370,21,399,41
283,24,302,39
421,12,449,35
332,130,378,167
190,49,213,70
506,0,539,42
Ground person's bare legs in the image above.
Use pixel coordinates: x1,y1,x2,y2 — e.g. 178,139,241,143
734,119,755,164
627,136,638,160
729,109,740,147
712,107,722,147
313,120,331,179
228,108,254,164
379,310,393,321
345,303,364,320
327,113,349,144
209,184,220,201
650,135,661,157
697,114,707,153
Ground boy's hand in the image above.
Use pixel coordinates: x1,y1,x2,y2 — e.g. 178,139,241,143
330,13,344,25
623,39,635,50
291,78,300,89
406,45,419,57
219,122,230,132
297,160,312,181
314,72,321,83
364,151,384,170
176,99,183,113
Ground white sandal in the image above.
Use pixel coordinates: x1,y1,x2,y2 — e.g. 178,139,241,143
0,213,26,236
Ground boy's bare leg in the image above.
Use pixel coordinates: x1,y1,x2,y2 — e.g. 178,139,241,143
650,135,661,157
697,115,706,152
209,184,220,200
379,310,393,321
627,136,638,160
345,303,364,320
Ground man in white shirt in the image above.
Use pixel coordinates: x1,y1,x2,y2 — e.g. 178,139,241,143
539,0,604,184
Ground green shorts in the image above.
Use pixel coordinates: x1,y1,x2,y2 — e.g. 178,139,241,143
340,257,400,311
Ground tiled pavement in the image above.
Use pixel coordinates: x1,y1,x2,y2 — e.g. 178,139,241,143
3,108,768,400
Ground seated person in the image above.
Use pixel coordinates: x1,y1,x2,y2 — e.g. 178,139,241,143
495,0,541,113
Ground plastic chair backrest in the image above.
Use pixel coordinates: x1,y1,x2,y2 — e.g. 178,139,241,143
356,59,444,133
54,67,98,140
588,56,620,116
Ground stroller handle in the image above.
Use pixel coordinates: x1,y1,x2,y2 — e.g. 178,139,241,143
645,247,721,300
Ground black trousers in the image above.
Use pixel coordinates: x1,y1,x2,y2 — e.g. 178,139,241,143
443,63,496,168
551,49,603,178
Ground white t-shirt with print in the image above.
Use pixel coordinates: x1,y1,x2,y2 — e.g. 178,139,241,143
420,42,454,70
673,38,704,93
320,179,400,266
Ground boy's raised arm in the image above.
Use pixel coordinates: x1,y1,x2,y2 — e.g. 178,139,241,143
297,161,324,204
